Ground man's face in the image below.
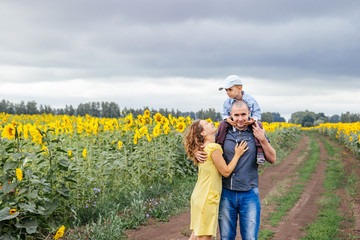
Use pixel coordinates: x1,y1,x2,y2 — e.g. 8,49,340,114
231,105,250,129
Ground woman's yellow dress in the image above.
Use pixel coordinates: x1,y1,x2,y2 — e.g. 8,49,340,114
190,143,223,236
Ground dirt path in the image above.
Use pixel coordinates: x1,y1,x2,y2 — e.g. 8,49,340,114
270,137,327,240
336,143,360,238
126,134,360,240
258,134,310,198
126,135,310,240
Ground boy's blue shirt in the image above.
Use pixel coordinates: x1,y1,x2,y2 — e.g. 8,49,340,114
221,91,261,121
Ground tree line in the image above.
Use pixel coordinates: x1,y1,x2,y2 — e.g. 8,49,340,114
1,99,357,125
0,99,222,121
261,112,286,123
288,110,360,127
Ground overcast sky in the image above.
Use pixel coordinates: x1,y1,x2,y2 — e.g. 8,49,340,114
1,0,359,121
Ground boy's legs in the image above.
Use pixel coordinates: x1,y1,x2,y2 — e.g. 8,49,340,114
255,121,266,164
216,120,231,148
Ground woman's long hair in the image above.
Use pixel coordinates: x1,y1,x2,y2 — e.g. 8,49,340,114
184,120,205,165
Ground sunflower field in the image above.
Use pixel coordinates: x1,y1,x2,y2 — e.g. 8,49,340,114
304,122,360,155
0,111,301,239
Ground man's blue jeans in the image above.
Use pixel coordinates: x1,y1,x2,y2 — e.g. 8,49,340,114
218,187,261,240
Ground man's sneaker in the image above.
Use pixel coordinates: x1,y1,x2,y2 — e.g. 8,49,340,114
257,152,266,164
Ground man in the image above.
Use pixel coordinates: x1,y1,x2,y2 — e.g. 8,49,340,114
196,101,276,240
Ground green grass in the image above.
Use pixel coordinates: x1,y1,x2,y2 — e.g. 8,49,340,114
268,183,305,227
298,137,320,182
258,228,275,240
259,134,321,238
65,175,197,239
301,194,343,240
321,136,359,197
260,132,302,172
268,135,319,226
346,169,359,197
320,136,338,158
346,233,360,240
306,135,360,240
301,145,345,240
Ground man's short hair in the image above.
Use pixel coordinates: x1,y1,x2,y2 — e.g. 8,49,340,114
231,101,249,112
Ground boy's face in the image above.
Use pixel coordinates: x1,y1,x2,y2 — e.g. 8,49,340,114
225,85,242,99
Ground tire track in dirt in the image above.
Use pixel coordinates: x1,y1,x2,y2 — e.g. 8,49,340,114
335,144,360,238
270,137,328,240
259,134,310,197
126,134,310,240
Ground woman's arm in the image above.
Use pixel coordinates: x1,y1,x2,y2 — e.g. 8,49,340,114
211,141,248,177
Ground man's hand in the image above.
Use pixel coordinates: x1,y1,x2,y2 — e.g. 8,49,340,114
252,121,266,142
226,116,236,127
252,121,277,164
195,148,208,163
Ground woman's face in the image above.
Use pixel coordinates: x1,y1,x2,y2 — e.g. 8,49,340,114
200,120,217,136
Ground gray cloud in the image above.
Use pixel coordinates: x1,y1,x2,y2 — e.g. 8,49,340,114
1,0,359,119
2,1,360,78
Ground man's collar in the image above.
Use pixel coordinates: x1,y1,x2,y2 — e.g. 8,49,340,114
232,125,250,132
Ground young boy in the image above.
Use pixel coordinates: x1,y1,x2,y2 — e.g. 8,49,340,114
217,75,266,164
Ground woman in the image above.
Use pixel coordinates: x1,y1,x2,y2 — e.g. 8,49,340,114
184,120,248,240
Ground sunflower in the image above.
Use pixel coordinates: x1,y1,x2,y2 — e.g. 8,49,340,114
133,131,141,145
154,113,163,124
23,124,29,139
152,126,162,137
146,133,152,142
186,116,192,125
137,115,145,125
10,209,17,215
176,122,186,133
82,148,87,158
124,114,134,126
178,117,185,122
16,168,23,182
163,124,170,135
54,225,65,240
144,117,152,125
17,124,23,137
139,126,149,136
41,145,49,155
143,109,151,118
169,116,176,126
118,141,123,150
162,116,169,125
1,124,16,139
29,126,43,145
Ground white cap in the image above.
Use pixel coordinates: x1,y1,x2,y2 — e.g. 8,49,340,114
218,75,243,91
